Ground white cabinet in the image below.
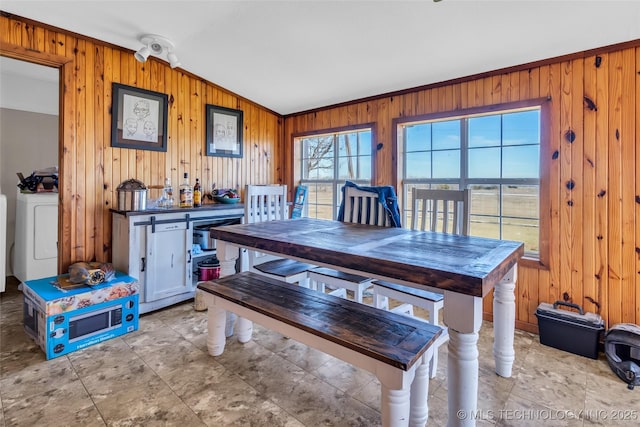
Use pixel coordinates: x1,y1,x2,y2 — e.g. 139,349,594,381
144,220,191,301
112,206,242,314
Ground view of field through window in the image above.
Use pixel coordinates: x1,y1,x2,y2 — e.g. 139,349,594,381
300,129,372,219
299,107,540,257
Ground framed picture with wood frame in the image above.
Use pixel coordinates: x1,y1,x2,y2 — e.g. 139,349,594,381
205,104,243,158
111,83,168,152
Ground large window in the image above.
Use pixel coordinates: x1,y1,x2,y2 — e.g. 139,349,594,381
400,106,541,257
298,128,372,219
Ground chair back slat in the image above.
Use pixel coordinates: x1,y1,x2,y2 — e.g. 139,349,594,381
412,188,470,236
245,185,288,224
244,184,291,269
343,187,388,226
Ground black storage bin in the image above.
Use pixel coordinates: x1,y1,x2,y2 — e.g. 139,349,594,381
535,301,605,359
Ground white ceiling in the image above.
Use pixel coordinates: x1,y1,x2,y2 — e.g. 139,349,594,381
1,1,640,115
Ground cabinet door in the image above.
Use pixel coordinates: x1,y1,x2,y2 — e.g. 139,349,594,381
144,221,191,301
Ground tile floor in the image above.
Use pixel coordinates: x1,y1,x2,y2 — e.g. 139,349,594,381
0,277,638,426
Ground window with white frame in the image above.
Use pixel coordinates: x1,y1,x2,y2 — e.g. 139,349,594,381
298,128,372,219
400,106,541,257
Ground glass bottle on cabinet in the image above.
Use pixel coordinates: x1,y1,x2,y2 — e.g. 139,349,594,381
179,173,193,208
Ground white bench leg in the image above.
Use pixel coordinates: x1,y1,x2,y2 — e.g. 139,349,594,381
298,276,311,288
235,315,253,343
207,305,228,356
493,264,517,377
378,362,431,427
427,301,443,379
374,292,389,310
410,348,433,427
381,386,411,427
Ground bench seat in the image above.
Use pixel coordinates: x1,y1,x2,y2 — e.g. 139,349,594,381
372,280,448,380
373,280,444,303
308,266,374,303
253,258,315,280
198,271,442,427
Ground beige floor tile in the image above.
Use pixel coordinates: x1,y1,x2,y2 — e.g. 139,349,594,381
2,379,103,427
269,372,381,426
1,277,634,426
497,393,585,427
94,381,205,426
0,356,79,403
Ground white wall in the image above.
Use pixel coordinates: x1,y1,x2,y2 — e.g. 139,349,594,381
0,57,58,115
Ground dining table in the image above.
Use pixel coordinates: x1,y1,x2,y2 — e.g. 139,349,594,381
208,217,524,427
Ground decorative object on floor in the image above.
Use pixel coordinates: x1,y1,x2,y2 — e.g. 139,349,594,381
535,301,605,359
605,323,640,390
111,83,168,152
134,34,181,68
206,105,243,158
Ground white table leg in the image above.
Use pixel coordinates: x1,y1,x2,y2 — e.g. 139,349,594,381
206,303,227,356
444,292,483,427
493,264,517,377
448,329,479,427
216,241,241,336
194,240,240,312
217,240,241,277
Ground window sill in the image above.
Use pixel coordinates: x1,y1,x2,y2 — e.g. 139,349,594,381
519,256,549,271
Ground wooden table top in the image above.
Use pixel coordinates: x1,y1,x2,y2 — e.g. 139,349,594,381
210,218,524,297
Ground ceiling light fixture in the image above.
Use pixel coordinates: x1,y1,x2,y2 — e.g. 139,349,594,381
134,34,181,69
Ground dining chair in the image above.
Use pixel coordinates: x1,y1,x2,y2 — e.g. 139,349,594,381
244,184,315,287
308,182,401,303
372,187,470,378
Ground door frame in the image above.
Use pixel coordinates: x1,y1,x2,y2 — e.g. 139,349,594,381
1,44,70,275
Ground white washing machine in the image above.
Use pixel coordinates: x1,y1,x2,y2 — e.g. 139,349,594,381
13,190,58,282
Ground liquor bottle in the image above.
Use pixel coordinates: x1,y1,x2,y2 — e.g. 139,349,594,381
162,177,174,208
179,172,193,208
193,178,202,207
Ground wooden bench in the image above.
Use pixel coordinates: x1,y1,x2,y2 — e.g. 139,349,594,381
372,280,448,379
197,271,442,427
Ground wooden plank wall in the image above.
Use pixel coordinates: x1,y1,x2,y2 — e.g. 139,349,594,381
284,41,640,332
2,12,638,333
0,14,283,272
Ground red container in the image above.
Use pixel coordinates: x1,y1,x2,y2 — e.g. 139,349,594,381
197,258,220,281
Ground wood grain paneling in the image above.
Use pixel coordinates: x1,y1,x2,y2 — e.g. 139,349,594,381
1,14,282,271
3,12,639,332
284,40,640,332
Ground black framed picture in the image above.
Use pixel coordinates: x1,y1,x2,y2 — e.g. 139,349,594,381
206,104,243,158
111,83,168,152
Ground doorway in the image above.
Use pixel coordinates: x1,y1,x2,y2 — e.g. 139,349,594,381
0,56,60,291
